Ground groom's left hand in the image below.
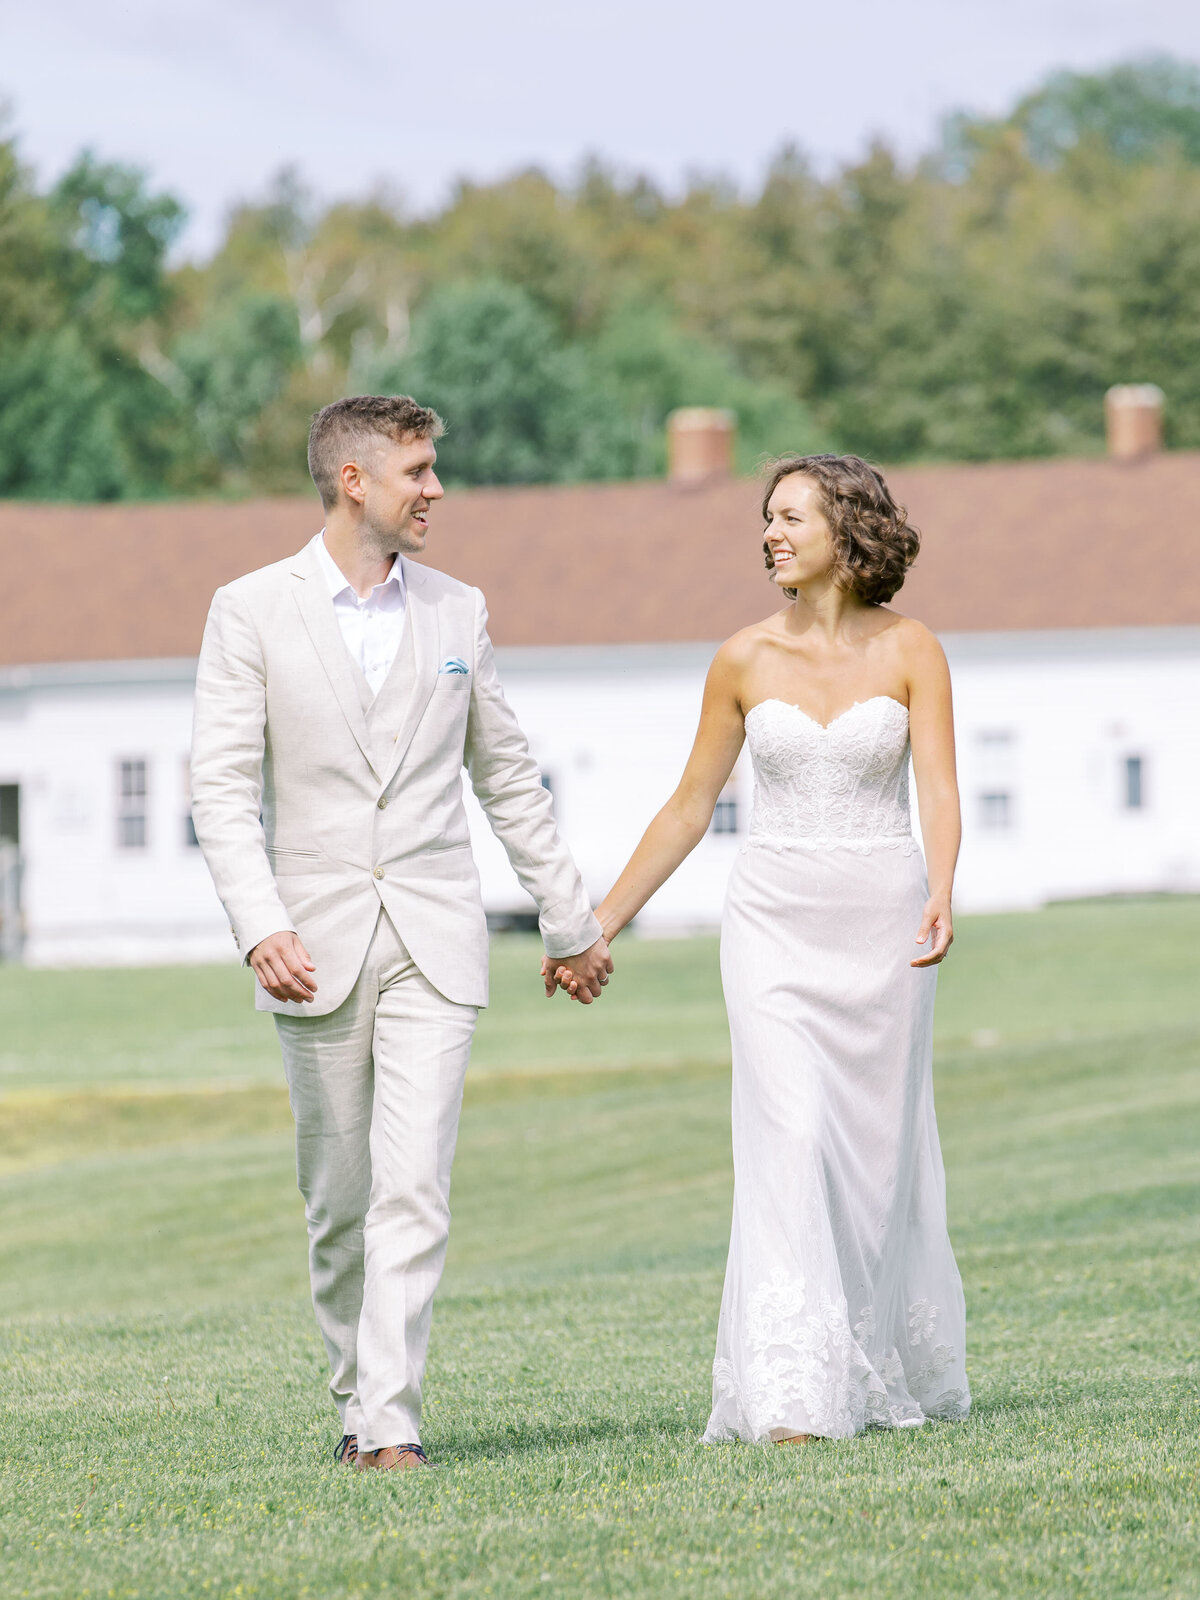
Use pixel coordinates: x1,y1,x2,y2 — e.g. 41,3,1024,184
541,937,613,1004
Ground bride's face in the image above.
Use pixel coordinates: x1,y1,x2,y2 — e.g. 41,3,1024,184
764,475,836,589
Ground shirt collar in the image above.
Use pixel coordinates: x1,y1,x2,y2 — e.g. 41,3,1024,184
312,530,405,604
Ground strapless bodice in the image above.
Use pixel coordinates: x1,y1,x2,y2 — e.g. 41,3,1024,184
743,696,915,852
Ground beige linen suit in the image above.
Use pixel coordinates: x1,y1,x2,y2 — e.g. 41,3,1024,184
191,540,599,1448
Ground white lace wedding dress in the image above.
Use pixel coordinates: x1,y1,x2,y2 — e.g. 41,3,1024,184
704,696,970,1443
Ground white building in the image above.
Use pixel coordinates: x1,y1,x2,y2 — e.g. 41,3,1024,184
2,408,1198,965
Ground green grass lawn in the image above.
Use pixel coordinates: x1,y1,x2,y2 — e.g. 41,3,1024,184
1,897,1199,1598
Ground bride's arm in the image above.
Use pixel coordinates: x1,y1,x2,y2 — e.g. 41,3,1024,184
596,643,747,943
906,624,960,967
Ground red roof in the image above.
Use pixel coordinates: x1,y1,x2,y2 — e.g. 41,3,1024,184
1,452,1198,666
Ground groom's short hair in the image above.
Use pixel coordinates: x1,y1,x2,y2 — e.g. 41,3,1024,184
308,395,445,509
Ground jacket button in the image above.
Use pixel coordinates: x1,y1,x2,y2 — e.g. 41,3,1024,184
377,797,388,809
373,867,385,880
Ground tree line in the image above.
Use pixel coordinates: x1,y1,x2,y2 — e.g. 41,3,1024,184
3,55,1200,500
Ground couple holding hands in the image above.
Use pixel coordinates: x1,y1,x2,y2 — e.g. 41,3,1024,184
191,394,969,1472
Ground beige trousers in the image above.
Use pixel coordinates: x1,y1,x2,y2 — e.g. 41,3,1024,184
275,910,477,1451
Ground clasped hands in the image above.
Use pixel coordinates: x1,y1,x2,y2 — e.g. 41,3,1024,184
252,901,941,1009
541,933,613,1005
249,929,615,1008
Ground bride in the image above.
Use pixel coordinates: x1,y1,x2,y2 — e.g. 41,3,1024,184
549,453,970,1443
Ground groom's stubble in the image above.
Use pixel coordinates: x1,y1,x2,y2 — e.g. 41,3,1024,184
353,436,443,563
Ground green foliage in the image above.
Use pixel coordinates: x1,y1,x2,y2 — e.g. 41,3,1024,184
369,279,586,485
0,146,195,498
50,151,184,323
941,56,1200,177
363,281,826,486
170,291,302,472
582,300,824,477
1,900,1199,1595
10,54,1200,498
1017,55,1200,168
0,326,129,498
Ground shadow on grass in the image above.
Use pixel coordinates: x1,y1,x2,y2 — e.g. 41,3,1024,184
426,1377,1141,1467
435,1409,701,1463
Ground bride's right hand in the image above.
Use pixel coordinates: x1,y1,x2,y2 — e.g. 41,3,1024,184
911,897,953,967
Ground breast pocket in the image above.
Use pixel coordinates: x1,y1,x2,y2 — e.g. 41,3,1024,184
267,846,324,875
433,674,471,693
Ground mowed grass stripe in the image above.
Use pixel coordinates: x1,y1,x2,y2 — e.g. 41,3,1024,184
3,894,1200,1093
0,898,1198,1597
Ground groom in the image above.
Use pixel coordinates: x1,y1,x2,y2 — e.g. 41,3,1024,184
190,394,612,1471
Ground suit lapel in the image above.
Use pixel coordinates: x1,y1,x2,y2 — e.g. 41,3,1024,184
289,544,379,778
377,558,440,791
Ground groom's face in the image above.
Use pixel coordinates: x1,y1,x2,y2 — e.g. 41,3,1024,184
358,433,445,555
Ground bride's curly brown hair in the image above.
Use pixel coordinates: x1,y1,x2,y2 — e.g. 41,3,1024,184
762,454,920,605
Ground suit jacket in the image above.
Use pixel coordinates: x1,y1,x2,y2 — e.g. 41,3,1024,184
190,540,601,1014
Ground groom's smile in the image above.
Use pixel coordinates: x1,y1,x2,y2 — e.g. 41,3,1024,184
358,434,445,557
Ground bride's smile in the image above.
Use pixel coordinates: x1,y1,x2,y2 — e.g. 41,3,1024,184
764,474,838,590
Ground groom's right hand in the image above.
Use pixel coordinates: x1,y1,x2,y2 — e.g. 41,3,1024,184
248,931,318,1003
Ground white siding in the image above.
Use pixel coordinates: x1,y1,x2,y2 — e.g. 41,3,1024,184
463,645,748,932
0,663,231,966
944,629,1200,910
2,627,1198,963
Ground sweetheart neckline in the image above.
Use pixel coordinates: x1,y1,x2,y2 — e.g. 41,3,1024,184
745,695,909,732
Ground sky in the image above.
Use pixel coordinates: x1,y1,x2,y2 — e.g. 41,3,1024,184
5,0,1200,258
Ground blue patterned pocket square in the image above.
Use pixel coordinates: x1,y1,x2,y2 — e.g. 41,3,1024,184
439,656,470,675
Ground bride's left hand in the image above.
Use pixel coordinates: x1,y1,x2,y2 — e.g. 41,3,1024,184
541,954,576,998
912,897,954,967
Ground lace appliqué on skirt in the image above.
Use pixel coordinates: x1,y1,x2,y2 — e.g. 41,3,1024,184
706,1272,968,1443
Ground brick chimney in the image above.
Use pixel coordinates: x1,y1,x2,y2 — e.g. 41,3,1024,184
1105,384,1164,462
667,407,735,485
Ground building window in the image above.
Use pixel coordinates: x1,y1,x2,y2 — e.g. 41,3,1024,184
117,759,148,849
1123,755,1145,810
711,795,739,835
975,730,1016,833
979,791,1012,830
182,757,200,847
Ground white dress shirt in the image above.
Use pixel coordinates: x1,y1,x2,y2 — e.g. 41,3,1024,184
311,531,407,697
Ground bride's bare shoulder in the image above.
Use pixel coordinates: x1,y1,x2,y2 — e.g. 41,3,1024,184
712,612,790,673
880,611,949,682
876,609,944,655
